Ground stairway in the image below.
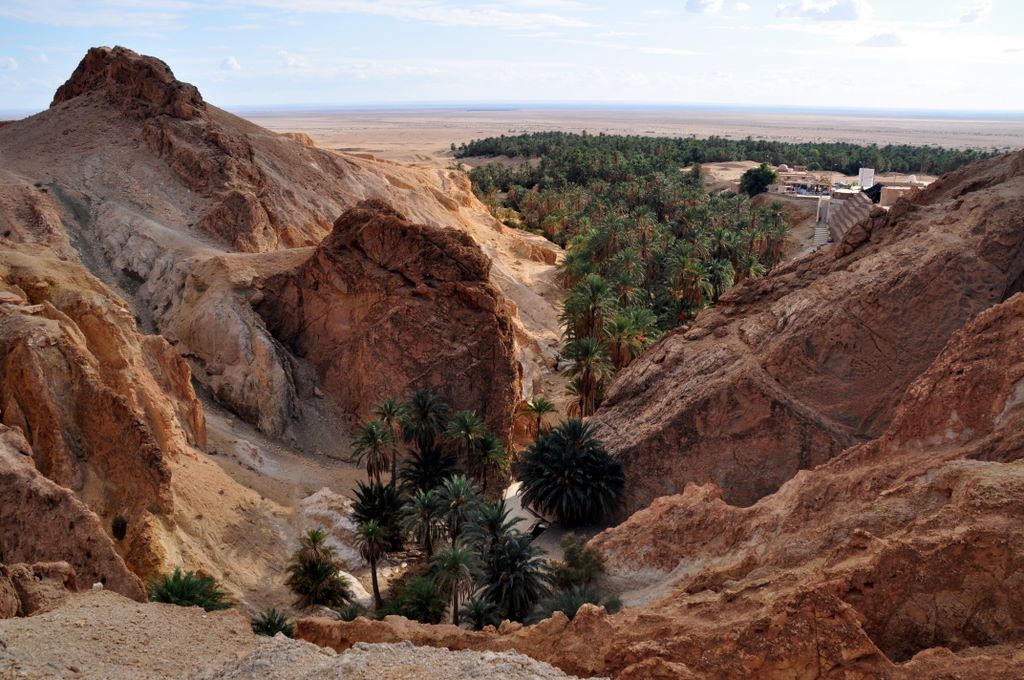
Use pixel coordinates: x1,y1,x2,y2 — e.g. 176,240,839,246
826,192,872,243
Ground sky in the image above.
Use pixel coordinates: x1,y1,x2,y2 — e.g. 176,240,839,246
1,0,1022,113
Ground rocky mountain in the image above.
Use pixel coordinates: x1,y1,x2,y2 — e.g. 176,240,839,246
0,46,560,595
591,150,1024,512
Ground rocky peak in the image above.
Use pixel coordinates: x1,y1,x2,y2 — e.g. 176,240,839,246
51,46,205,120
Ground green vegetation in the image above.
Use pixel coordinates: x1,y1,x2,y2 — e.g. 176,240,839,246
740,162,778,196
285,528,354,609
351,420,396,486
432,543,479,626
519,396,556,439
476,532,551,622
533,584,622,622
460,596,503,631
388,575,449,624
334,603,365,621
251,607,294,637
550,534,605,590
356,520,389,610
148,568,233,612
455,131,995,178
517,419,625,526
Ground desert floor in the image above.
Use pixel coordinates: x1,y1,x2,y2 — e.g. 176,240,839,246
245,106,1024,167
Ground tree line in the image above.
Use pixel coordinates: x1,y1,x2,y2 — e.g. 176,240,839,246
455,131,998,177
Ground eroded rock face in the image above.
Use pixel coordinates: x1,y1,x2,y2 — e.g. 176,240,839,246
592,150,1024,511
1,562,78,617
299,292,1024,678
259,201,521,439
0,426,145,600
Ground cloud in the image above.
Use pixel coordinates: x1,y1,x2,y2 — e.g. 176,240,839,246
639,47,699,55
686,0,723,13
0,57,17,70
776,0,872,21
278,50,309,69
736,2,751,11
248,0,590,29
858,32,903,47
221,56,242,71
960,0,991,23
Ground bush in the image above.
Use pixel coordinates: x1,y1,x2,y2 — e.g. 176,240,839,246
251,608,294,637
285,528,354,608
550,534,605,590
460,596,503,631
334,603,365,622
740,162,778,196
532,584,621,622
390,575,448,624
148,568,233,611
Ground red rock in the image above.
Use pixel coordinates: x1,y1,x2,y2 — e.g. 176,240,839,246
259,200,521,439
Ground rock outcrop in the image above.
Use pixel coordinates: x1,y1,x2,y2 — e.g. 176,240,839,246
592,150,1024,511
299,290,1024,678
259,201,520,437
0,562,78,617
0,426,145,600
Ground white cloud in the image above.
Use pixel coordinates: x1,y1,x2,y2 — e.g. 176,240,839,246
858,33,903,47
686,0,723,13
279,50,309,69
960,0,991,23
776,0,872,21
247,0,590,29
736,2,751,11
221,56,242,71
0,57,18,70
639,47,699,55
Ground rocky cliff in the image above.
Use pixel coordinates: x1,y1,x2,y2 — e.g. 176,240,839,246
591,150,1024,511
259,201,520,437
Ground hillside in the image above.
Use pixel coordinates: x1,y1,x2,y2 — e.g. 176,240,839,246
0,46,563,601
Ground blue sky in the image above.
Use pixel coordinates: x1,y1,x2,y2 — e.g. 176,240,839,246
1,0,1022,113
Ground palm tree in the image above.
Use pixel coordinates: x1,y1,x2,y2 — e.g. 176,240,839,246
519,396,556,439
460,596,503,631
560,273,617,341
432,543,478,626
562,337,612,417
470,432,508,495
466,499,521,557
436,474,482,543
706,258,735,302
400,489,444,558
402,390,450,453
351,481,406,550
356,520,388,610
477,533,551,622
516,419,624,526
446,410,486,467
351,420,394,485
285,528,354,609
398,444,458,495
373,398,408,483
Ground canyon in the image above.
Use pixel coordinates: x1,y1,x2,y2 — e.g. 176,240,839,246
2,45,1023,679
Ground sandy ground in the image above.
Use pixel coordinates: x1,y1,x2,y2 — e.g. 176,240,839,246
246,107,1024,167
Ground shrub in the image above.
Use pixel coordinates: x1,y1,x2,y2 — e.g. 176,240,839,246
148,568,233,611
251,608,294,637
334,603,365,622
460,596,503,631
285,528,354,608
550,534,605,590
740,162,778,196
391,575,448,624
532,584,621,622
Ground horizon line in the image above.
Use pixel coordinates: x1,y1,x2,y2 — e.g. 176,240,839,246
4,101,1024,122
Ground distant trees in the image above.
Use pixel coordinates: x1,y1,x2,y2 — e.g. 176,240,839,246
740,162,778,196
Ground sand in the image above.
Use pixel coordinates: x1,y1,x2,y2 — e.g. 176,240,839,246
245,107,1024,167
